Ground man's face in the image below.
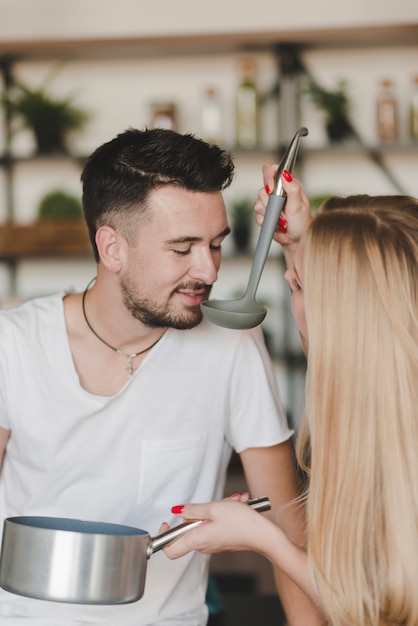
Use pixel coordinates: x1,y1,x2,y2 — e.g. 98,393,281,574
120,185,230,329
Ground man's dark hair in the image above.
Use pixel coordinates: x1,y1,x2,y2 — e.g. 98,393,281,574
81,127,235,261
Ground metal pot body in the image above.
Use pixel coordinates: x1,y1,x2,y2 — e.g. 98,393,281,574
0,517,151,604
0,498,269,605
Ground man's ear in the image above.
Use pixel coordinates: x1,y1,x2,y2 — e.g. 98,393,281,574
95,225,126,272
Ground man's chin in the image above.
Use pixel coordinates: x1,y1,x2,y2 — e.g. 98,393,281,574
170,307,203,330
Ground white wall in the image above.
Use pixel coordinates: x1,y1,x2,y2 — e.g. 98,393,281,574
0,0,417,40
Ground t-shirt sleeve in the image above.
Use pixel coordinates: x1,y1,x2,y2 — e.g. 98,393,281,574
225,326,294,453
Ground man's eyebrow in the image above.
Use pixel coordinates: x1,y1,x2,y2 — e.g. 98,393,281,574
164,227,231,245
216,227,232,239
165,236,201,244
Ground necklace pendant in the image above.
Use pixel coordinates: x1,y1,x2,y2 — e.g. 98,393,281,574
82,283,165,378
127,358,135,376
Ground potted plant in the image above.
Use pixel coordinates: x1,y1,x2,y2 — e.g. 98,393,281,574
306,79,352,143
230,197,253,253
3,69,91,154
0,189,91,258
34,188,91,254
37,189,84,220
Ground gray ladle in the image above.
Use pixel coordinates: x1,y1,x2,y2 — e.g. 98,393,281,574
201,126,309,330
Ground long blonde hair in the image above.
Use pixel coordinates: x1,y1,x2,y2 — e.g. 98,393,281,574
297,195,418,626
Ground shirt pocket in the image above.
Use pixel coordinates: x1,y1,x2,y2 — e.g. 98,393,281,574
137,433,207,514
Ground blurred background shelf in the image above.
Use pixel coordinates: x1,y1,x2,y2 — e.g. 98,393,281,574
0,23,417,426
0,220,91,258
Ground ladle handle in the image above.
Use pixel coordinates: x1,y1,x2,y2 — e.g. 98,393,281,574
243,126,308,301
244,194,285,299
149,496,271,556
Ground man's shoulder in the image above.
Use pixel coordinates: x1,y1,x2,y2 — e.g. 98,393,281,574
188,316,261,335
0,292,64,330
173,317,266,352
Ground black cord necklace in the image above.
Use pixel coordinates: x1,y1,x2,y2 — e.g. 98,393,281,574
82,278,164,376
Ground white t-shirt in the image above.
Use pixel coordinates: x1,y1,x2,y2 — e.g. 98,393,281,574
0,293,292,625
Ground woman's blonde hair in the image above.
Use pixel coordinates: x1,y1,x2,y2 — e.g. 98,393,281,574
297,195,418,625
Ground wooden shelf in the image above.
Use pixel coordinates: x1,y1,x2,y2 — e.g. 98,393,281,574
0,142,415,172
302,141,418,155
0,221,92,259
0,24,417,60
0,153,87,166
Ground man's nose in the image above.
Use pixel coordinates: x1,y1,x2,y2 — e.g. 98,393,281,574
189,249,219,285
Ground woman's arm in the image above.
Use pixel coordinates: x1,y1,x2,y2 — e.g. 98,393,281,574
164,498,324,616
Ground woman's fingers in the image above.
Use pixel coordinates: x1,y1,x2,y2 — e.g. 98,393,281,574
164,499,265,560
255,166,311,246
255,163,278,226
262,163,279,191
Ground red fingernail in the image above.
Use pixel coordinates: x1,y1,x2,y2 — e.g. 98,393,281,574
265,184,271,194
230,493,240,498
282,170,293,183
171,505,184,514
278,214,287,233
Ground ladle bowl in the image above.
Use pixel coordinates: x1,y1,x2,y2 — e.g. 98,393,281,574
201,126,309,330
201,295,267,330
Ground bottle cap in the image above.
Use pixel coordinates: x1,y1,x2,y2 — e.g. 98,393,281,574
239,59,256,73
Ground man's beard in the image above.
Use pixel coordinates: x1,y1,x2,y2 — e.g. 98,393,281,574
120,277,212,330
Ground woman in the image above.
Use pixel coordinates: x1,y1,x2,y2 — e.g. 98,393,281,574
164,169,418,626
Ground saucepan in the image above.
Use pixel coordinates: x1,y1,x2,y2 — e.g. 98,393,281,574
0,496,270,605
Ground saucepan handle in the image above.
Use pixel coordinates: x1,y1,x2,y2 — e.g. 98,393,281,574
148,496,271,557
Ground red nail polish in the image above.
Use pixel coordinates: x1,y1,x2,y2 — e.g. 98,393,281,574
171,505,184,515
278,214,287,233
282,170,293,183
265,184,271,194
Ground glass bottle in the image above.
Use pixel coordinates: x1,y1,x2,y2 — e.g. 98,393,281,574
377,79,398,143
410,75,418,141
201,87,222,145
150,102,178,131
236,59,259,149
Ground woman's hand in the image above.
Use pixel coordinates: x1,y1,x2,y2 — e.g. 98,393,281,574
161,496,324,615
254,165,312,248
162,498,272,559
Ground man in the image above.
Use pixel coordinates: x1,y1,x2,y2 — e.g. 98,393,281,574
0,128,322,624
